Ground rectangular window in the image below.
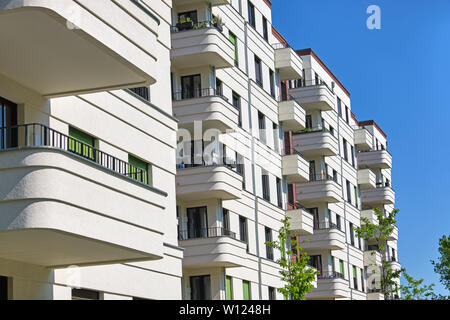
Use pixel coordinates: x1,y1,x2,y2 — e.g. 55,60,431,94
236,153,246,189
265,227,273,260
310,255,322,274
232,92,242,127
337,98,342,117
262,16,268,41
129,155,151,185
353,266,358,290
226,276,233,300
129,86,149,101
229,32,239,67
343,138,348,161
349,222,355,246
258,111,266,144
248,1,256,28
262,171,270,201
190,275,211,300
216,78,223,97
276,177,282,208
268,287,276,300
273,123,279,152
361,268,365,292
336,214,342,231
269,69,275,97
239,216,248,245
223,209,230,232
354,186,359,207
339,260,345,277
68,126,95,160
346,180,352,203
243,280,251,300
345,106,349,124
180,74,201,99
178,10,198,24
254,55,263,87
351,145,355,167
0,276,8,300
72,289,100,300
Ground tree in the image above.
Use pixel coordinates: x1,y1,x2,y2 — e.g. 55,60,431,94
431,235,450,292
355,208,401,299
266,217,319,300
401,269,435,300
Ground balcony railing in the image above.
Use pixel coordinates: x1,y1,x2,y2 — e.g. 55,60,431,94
178,227,236,241
0,123,150,185
286,202,313,214
170,20,224,33
309,173,340,185
128,87,150,101
318,271,345,280
293,125,336,138
172,88,229,102
283,148,307,160
313,221,340,231
290,79,334,94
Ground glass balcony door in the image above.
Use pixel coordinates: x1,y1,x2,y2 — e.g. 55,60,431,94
187,206,208,239
0,97,17,149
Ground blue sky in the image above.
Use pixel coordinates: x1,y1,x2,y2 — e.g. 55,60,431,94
272,0,450,295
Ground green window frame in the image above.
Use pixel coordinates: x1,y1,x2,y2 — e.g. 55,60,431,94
226,276,233,300
242,280,251,300
68,127,95,160
339,260,345,276
229,32,238,67
128,154,151,185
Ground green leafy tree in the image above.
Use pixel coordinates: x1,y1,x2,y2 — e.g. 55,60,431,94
266,217,319,300
355,208,401,299
431,235,450,292
401,269,435,300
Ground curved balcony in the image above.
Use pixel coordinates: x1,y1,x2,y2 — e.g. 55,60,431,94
179,227,247,269
289,81,335,112
286,204,314,235
358,169,376,190
278,99,306,132
296,175,341,206
282,151,310,183
306,271,350,300
176,164,242,201
354,128,373,151
0,124,168,268
300,222,346,251
0,0,159,97
292,128,339,158
171,21,234,70
364,250,382,267
358,150,392,169
361,185,395,206
272,44,304,81
173,88,239,133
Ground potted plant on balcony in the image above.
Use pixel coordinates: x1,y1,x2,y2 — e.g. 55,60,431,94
176,15,194,31
212,15,224,32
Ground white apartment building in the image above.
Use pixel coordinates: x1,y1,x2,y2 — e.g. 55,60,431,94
0,0,183,300
0,0,399,301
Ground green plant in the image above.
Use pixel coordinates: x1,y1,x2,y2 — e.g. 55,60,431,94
431,235,450,292
265,217,319,300
401,269,436,300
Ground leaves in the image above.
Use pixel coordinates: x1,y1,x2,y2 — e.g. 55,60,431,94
431,235,450,291
401,269,436,300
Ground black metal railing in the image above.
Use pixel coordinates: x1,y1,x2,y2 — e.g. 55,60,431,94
0,123,150,185
129,87,150,101
318,271,345,280
293,125,336,137
271,43,289,50
283,148,307,160
172,88,228,102
178,227,236,241
170,20,223,33
313,221,339,231
309,173,339,184
290,79,334,93
286,202,312,214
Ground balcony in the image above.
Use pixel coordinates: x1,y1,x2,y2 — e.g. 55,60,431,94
357,150,392,169
0,0,159,97
282,151,310,183
367,291,385,300
272,44,304,81
289,81,335,112
176,164,242,201
278,99,306,132
361,185,395,206
388,226,399,241
306,272,350,300
292,128,339,158
354,128,373,151
358,169,376,190
364,250,382,267
0,124,168,268
300,222,346,251
173,0,230,6
296,175,341,206
173,88,239,133
171,21,234,70
179,227,247,269
361,209,379,225
286,204,314,235
385,255,401,270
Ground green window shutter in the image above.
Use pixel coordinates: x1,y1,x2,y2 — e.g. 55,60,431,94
229,32,238,66
339,260,345,275
69,127,95,160
128,155,151,185
226,276,233,300
242,280,251,300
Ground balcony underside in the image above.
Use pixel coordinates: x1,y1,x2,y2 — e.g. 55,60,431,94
0,4,156,97
306,279,350,300
293,132,339,157
286,209,313,235
361,187,395,206
299,229,346,251
296,181,341,206
290,85,335,112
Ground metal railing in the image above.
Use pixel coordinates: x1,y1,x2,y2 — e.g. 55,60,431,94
0,123,149,185
129,87,149,101
290,79,334,94
313,221,340,231
178,227,236,241
172,88,229,102
318,271,345,280
286,202,312,214
283,148,307,160
309,173,339,184
292,125,336,138
170,20,223,33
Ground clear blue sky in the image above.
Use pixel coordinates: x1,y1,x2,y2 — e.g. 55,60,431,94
272,0,450,295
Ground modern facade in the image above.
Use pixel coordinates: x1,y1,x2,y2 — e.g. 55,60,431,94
0,0,399,300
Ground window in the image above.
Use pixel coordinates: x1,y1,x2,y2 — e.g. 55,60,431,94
354,186,359,207
0,276,8,300
223,209,230,232
226,276,233,300
262,171,270,201
346,180,352,203
262,16,268,41
186,207,208,239
0,97,18,149
332,169,338,183
180,74,201,99
268,287,276,300
236,153,246,189
129,86,149,101
273,123,279,152
229,32,239,67
129,155,151,185
254,55,263,87
232,91,242,127
68,126,95,160
349,222,355,246
243,280,251,300
276,177,282,208
361,268,365,292
265,227,273,260
269,69,275,98
353,266,358,290
337,98,342,117
239,216,248,245
72,288,100,300
258,111,266,143
345,106,349,124
336,214,342,231
190,275,211,300
351,145,355,167
339,260,345,277
178,10,198,25
343,138,348,161
216,78,223,97
310,255,322,274
248,1,256,28
287,184,294,207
